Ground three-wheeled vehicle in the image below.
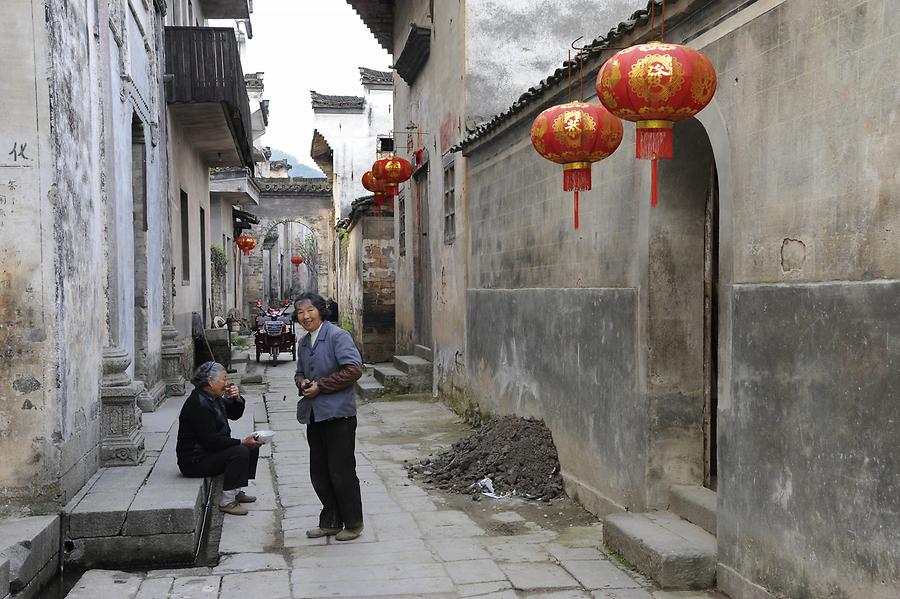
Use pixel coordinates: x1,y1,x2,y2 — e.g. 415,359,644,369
254,302,296,364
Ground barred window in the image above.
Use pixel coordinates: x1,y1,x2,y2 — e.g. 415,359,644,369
443,162,455,244
398,191,406,256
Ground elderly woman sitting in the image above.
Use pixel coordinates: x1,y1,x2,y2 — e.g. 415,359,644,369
176,361,262,516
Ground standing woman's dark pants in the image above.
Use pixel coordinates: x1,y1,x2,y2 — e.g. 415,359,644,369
307,416,363,530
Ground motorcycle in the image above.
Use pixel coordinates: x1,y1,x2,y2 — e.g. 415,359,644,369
254,303,296,364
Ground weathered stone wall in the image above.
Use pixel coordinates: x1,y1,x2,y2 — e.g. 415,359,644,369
0,0,163,512
467,289,643,513
359,216,396,363
725,281,900,599
1,0,68,514
461,0,900,597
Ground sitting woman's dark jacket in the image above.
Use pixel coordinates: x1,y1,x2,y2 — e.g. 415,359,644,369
176,386,246,468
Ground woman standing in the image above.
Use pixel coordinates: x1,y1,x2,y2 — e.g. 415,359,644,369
294,292,364,541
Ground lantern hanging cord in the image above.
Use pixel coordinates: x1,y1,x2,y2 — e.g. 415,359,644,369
571,36,585,99
661,0,666,41
567,49,572,101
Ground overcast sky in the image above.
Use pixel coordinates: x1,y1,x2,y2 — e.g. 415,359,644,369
241,0,391,171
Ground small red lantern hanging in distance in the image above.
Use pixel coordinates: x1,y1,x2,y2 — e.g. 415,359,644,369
291,255,304,272
596,41,716,207
531,101,623,229
236,234,255,256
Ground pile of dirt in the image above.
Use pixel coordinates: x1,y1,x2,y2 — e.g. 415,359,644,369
406,415,564,501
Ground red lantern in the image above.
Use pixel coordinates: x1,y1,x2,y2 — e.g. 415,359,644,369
236,234,255,256
597,42,716,207
362,170,392,211
372,155,413,197
291,255,304,271
530,101,623,229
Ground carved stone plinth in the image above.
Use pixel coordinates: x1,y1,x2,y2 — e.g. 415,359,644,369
161,325,187,395
100,347,146,466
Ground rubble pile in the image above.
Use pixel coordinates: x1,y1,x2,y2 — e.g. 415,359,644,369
407,415,564,501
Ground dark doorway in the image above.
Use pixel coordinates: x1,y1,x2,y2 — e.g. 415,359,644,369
703,163,719,490
414,172,432,348
200,206,207,326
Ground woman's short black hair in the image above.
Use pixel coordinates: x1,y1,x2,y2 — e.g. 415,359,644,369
294,292,329,322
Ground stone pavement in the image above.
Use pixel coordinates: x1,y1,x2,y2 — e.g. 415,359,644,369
66,363,725,599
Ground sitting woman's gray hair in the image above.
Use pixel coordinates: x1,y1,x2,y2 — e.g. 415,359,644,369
191,361,226,388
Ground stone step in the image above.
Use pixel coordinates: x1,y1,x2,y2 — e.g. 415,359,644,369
372,363,412,394
355,375,387,400
393,355,433,392
413,344,433,362
603,511,716,590
670,485,717,536
0,515,60,598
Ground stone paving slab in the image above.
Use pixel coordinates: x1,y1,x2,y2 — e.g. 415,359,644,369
501,561,581,591
219,570,291,599
65,570,143,598
213,552,288,573
134,577,174,599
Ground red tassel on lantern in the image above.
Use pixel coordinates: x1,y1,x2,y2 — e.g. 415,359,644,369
530,103,623,230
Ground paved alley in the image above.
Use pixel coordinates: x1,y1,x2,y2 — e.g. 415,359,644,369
67,364,723,599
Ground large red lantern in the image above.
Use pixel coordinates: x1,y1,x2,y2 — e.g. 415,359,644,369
597,42,716,207
362,170,392,211
236,234,255,256
291,255,304,271
371,155,413,196
530,101,623,229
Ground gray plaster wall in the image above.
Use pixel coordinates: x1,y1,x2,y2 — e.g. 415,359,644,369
467,288,643,513
724,281,900,599
466,0,645,121
360,216,396,362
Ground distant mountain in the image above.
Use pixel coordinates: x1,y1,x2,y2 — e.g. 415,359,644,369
269,148,325,178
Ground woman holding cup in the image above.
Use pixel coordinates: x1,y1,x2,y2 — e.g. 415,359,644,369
176,361,262,516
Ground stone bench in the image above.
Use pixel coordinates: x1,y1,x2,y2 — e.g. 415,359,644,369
65,433,210,570
64,391,264,570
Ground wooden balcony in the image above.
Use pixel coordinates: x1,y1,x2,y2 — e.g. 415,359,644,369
165,26,254,169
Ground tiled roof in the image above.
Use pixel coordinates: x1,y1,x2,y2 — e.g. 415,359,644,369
359,67,393,86
456,0,680,152
346,0,393,52
258,177,332,195
310,91,364,110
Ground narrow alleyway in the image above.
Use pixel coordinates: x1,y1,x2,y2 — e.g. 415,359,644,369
68,364,723,599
